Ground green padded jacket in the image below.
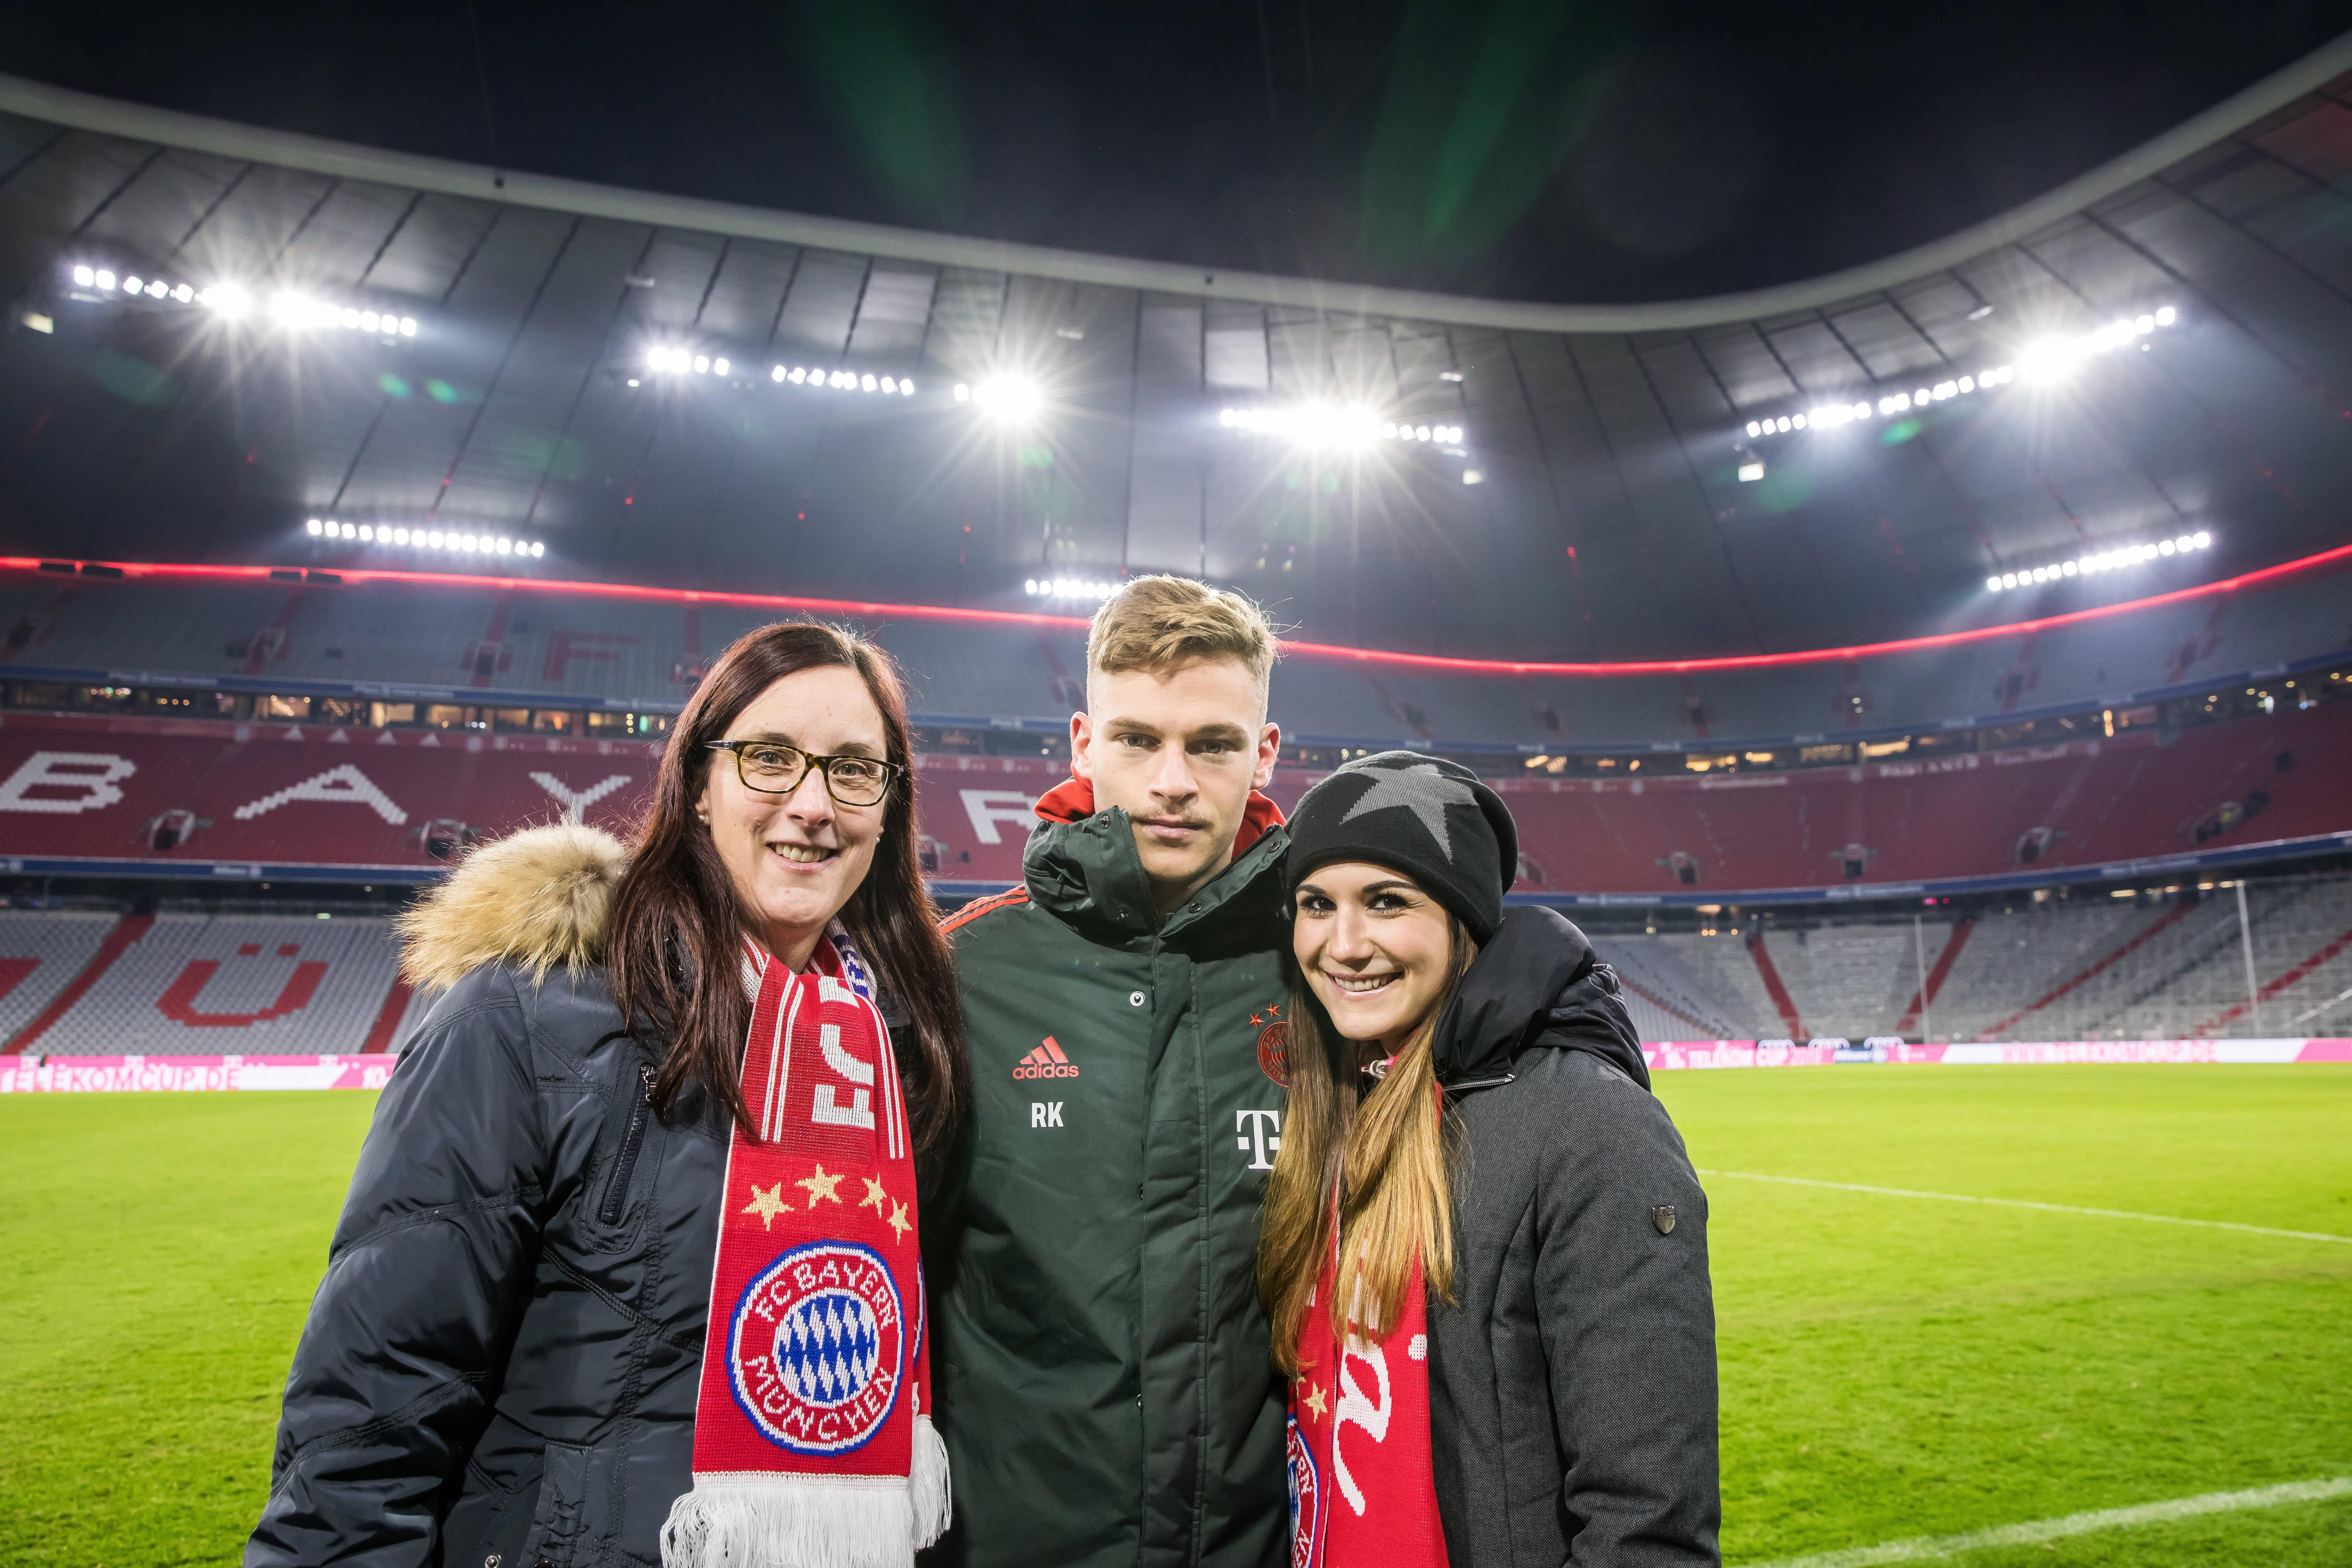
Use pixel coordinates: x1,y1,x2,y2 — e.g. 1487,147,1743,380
923,780,1292,1568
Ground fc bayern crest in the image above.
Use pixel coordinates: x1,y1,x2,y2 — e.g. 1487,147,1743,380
1258,1020,1291,1087
1286,1414,1322,1567
728,1240,906,1455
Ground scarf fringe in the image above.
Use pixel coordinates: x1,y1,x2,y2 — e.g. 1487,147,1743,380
661,1417,951,1568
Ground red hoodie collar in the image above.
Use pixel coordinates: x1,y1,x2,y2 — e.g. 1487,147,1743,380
1034,776,1285,862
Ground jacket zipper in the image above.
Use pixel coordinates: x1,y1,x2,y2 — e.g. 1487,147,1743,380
597,1064,657,1226
1443,1072,1516,1096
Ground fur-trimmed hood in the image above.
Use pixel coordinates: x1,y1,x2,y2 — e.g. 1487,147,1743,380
396,822,628,990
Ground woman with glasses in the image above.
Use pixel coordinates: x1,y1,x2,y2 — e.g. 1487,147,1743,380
250,623,967,1568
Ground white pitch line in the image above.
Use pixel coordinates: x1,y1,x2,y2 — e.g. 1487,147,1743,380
1697,1169,2352,1245
1742,1476,2352,1568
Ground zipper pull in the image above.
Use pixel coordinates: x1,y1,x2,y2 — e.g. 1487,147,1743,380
640,1063,657,1102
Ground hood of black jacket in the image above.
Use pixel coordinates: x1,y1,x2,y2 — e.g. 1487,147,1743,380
1434,905,1650,1090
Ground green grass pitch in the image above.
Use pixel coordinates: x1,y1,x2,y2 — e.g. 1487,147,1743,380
2,1065,2346,1566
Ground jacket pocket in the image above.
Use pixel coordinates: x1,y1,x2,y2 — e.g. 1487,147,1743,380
518,1441,612,1568
597,1063,659,1228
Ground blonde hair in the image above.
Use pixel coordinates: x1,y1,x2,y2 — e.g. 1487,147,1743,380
1087,575,1278,709
1258,917,1474,1371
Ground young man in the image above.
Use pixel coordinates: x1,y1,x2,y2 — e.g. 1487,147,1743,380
928,576,1290,1568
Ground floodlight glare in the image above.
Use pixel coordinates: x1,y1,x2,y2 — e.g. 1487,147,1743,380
93,270,115,291
306,519,323,536
972,374,1045,424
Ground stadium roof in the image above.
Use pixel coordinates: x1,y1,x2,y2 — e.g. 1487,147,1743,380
1,35,2350,664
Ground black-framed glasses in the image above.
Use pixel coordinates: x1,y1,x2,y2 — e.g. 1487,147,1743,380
706,740,904,807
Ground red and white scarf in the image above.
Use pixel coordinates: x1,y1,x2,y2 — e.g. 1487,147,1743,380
1287,1188,1449,1568
662,929,948,1568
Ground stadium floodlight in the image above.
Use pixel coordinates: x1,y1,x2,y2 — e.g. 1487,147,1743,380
1025,576,1118,601
2017,305,2179,384
1984,530,2213,591
71,265,94,287
772,365,788,382
305,518,546,557
1219,403,1460,453
1740,346,2075,446
93,270,115,291
1738,461,1765,483
972,374,1045,424
692,355,710,374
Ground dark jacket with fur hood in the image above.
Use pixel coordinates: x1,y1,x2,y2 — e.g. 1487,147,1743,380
247,825,907,1568
1426,906,1720,1567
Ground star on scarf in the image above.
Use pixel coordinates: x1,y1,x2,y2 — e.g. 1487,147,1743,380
888,1200,913,1242
861,1174,890,1214
797,1163,846,1206
1301,1382,1329,1420
741,1182,788,1230
1340,762,1476,860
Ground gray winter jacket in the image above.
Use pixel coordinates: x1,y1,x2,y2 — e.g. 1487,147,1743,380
1427,906,1720,1568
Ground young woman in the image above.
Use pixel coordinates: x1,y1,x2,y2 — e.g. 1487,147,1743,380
248,622,966,1568
1260,750,1719,1568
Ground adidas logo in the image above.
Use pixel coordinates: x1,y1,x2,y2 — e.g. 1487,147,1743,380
1013,1037,1080,1080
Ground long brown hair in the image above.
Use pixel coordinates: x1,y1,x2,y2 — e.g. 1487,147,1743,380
1258,912,1474,1373
606,621,966,1182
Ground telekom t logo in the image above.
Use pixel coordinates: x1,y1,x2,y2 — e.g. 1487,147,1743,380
1236,1108,1282,1170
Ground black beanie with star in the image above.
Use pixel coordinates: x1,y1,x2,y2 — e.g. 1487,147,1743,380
1283,750,1518,943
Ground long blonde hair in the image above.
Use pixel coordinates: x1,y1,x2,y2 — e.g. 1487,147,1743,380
1257,915,1473,1373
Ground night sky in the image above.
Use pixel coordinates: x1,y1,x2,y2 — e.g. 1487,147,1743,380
5,1,2342,303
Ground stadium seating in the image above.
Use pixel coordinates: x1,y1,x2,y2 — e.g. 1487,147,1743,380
1590,934,1755,1040
6,559,2350,750
4,702,2345,898
0,910,114,1040
2,875,2346,1054
7,913,408,1056
1588,872,2352,1043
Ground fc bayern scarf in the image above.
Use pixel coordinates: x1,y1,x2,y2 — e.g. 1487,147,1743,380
661,929,948,1568
1287,1188,1449,1568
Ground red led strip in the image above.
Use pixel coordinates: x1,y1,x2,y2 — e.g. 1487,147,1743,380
6,541,2349,677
